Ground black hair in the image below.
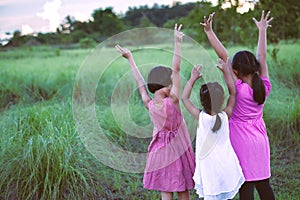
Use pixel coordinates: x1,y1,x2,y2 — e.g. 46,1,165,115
147,66,172,93
232,50,266,105
200,82,225,132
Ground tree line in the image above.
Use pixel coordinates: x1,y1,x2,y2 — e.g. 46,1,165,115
4,0,300,48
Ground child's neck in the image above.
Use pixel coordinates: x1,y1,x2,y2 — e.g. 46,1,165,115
154,93,166,102
205,110,217,116
153,93,166,109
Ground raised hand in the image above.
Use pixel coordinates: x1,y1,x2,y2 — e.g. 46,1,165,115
174,23,184,43
216,58,231,73
253,10,273,30
200,12,215,32
191,64,203,80
115,44,133,59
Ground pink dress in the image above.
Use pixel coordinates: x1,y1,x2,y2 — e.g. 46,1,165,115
229,76,272,181
143,97,195,192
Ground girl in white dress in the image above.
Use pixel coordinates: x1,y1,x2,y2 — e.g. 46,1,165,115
182,59,244,200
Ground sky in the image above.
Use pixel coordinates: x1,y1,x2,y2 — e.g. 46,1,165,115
1,0,258,43
1,0,218,42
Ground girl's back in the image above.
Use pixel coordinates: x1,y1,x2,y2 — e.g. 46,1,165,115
148,97,182,132
144,97,195,192
194,111,244,199
229,76,272,181
230,76,272,122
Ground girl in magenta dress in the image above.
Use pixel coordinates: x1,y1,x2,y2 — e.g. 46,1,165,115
115,24,195,200
200,11,275,199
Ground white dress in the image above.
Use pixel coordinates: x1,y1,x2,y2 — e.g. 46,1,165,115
193,111,245,200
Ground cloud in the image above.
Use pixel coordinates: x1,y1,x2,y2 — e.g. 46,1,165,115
21,24,34,35
36,0,62,32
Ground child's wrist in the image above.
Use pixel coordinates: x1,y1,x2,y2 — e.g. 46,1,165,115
190,77,199,81
204,29,212,33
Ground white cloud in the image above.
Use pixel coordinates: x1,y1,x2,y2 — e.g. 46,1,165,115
36,0,62,32
21,24,34,35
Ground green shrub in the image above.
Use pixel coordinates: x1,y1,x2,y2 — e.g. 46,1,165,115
79,37,96,49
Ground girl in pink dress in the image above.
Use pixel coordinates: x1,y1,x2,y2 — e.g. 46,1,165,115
115,24,195,200
200,11,275,199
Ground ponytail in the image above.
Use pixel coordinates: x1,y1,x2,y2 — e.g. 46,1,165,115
252,72,266,105
212,113,222,132
200,82,224,132
232,51,266,105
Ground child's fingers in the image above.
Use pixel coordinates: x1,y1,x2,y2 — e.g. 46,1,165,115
207,15,212,23
207,12,215,22
115,45,122,52
203,16,207,24
216,65,223,71
218,58,225,65
178,32,184,39
178,24,182,31
252,17,258,24
267,17,274,24
209,12,215,20
265,11,271,20
207,17,211,23
194,64,203,74
261,10,265,21
198,64,203,71
174,23,177,30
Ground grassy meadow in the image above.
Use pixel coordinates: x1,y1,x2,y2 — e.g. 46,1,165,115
0,40,299,199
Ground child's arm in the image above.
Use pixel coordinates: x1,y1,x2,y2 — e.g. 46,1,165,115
200,12,229,63
170,24,184,105
253,10,273,79
115,45,151,108
182,65,203,120
217,58,236,118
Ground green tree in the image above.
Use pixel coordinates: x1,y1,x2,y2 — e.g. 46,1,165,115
79,37,96,48
59,15,76,34
8,30,22,47
90,7,123,41
257,0,300,41
139,16,156,27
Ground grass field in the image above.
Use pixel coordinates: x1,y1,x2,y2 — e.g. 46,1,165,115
0,40,299,199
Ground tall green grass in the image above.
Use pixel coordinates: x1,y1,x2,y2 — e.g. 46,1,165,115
0,42,299,199
0,101,96,199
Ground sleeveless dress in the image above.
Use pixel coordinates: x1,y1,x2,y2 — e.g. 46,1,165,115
193,111,244,200
143,97,195,192
229,76,272,181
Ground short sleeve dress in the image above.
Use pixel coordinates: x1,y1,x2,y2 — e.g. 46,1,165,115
229,76,272,181
193,111,244,200
143,97,195,192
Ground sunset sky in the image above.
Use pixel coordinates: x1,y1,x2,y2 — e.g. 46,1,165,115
0,0,256,42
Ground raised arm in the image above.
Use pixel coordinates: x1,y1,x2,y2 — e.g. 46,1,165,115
182,65,203,120
217,58,236,118
115,45,151,108
253,10,273,79
200,12,228,62
170,24,184,105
